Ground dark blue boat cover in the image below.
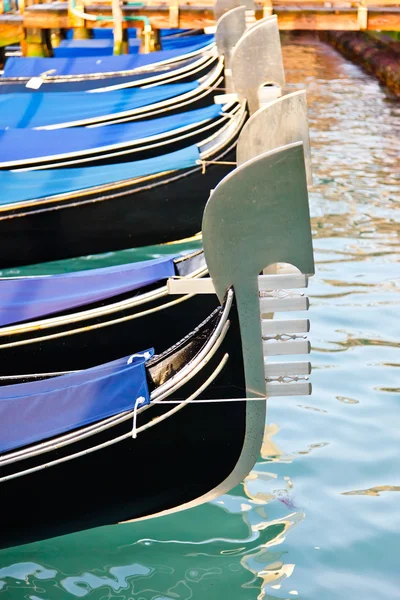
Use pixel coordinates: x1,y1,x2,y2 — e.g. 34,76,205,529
0,350,153,452
0,145,200,204
0,82,198,128
0,105,221,164
82,28,188,39
67,28,138,39
3,38,213,77
162,35,213,51
75,35,213,55
53,39,141,58
0,255,176,326
160,29,190,37
128,39,143,54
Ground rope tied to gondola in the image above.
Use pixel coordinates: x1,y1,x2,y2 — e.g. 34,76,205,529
196,159,237,175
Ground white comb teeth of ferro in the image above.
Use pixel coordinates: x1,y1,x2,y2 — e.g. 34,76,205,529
259,272,312,397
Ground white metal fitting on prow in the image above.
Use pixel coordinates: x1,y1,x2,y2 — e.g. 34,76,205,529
258,83,282,107
236,90,313,187
231,15,285,115
258,271,312,397
240,0,256,28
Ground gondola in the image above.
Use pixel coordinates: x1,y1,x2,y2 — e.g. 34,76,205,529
0,101,247,267
0,15,288,268
0,90,313,377
0,101,241,170
0,143,315,550
0,58,224,129
0,244,220,375
0,52,218,94
0,35,216,94
52,33,213,58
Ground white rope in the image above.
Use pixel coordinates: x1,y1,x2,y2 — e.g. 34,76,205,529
151,396,268,404
131,396,146,439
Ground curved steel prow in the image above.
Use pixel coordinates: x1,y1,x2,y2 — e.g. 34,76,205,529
202,142,315,399
236,90,313,187
215,7,246,92
214,0,241,20
231,15,285,114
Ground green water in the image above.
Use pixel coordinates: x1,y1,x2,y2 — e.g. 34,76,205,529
0,35,399,599
0,237,203,277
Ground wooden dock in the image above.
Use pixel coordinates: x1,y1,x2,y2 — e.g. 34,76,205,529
1,0,400,55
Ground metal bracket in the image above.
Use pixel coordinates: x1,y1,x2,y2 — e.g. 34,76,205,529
214,92,239,104
167,277,216,295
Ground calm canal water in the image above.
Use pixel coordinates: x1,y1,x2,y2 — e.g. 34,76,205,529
0,35,399,600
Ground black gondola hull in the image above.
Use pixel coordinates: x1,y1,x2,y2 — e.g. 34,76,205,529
0,300,248,550
0,146,236,268
0,286,220,375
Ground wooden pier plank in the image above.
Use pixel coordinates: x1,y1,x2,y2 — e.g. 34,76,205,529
3,0,400,35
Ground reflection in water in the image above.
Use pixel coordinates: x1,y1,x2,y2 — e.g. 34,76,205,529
260,424,293,464
342,486,400,497
0,34,399,600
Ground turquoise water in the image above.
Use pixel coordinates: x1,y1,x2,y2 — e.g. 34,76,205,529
0,237,203,276
0,35,399,599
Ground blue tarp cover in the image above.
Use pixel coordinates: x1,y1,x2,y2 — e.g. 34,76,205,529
160,29,191,37
67,28,138,39
0,255,176,326
68,28,190,39
0,82,198,128
0,144,200,205
0,105,221,163
3,38,213,77
162,35,213,51
0,351,153,452
79,28,188,39
53,39,141,58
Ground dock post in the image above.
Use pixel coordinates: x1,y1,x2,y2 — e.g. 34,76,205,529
25,28,50,57
50,29,63,48
68,0,91,40
141,24,159,53
19,0,50,57
112,0,123,54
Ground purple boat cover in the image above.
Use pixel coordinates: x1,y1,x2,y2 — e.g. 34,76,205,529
0,351,153,453
0,255,176,326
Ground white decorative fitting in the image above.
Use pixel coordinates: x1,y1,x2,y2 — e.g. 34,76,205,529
245,9,256,27
258,272,312,397
214,92,238,104
262,319,310,335
266,382,311,397
258,84,282,107
264,362,311,377
167,277,216,295
263,339,311,356
260,296,309,314
258,273,308,290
